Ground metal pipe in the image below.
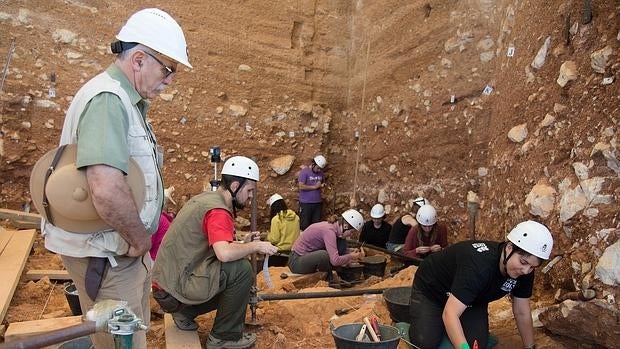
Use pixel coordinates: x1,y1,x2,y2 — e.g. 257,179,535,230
248,190,259,324
0,38,16,94
346,240,421,265
0,322,97,349
258,287,391,301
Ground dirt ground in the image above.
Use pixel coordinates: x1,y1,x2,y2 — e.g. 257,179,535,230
0,0,618,348
5,237,573,348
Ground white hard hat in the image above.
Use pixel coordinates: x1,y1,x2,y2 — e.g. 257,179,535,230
267,193,283,207
116,8,192,68
221,156,259,181
313,155,327,169
413,197,429,208
370,204,385,219
416,204,437,226
507,221,553,260
342,209,364,231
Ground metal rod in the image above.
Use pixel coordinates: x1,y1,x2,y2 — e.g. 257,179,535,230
346,240,421,265
0,322,97,349
0,38,16,94
258,287,391,301
114,334,133,349
249,188,259,324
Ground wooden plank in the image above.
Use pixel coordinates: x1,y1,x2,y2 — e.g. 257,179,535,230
4,316,83,342
0,229,36,324
26,269,71,281
0,229,15,255
0,209,42,224
164,313,202,349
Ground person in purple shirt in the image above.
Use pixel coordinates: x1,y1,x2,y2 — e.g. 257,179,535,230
298,155,327,230
288,209,364,287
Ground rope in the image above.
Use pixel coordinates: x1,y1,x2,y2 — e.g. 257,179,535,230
38,280,58,320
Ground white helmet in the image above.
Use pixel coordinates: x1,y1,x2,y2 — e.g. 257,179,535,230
413,197,429,208
342,209,364,231
416,204,437,226
313,155,327,169
507,221,553,260
370,204,385,219
221,156,259,181
116,8,192,68
267,193,283,207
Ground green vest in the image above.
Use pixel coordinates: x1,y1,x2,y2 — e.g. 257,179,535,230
152,191,230,304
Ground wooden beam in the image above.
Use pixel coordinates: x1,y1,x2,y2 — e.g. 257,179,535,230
4,316,83,342
0,208,42,224
0,229,36,323
26,269,71,281
164,313,202,349
10,220,41,230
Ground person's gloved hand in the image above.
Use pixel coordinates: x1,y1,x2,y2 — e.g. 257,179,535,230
86,299,131,332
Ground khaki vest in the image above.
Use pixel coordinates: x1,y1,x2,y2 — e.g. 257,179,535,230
43,70,163,258
152,191,231,305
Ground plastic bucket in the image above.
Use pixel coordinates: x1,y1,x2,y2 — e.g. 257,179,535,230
361,255,387,277
383,287,410,323
58,336,92,349
336,263,364,282
63,282,83,316
332,323,401,349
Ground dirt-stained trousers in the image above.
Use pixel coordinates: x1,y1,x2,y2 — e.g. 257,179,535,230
174,258,254,340
62,254,151,349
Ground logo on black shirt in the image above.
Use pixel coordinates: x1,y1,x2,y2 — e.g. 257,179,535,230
501,278,517,292
472,242,489,253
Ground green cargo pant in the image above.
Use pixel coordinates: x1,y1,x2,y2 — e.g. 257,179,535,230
176,258,254,340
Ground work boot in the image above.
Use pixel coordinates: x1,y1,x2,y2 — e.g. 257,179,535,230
172,312,198,331
206,333,256,349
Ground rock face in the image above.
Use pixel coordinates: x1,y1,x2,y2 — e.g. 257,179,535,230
595,240,620,286
539,300,620,348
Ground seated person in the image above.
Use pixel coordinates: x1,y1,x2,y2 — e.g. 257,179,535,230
359,203,392,249
288,209,365,287
387,197,429,252
267,193,300,252
402,204,448,259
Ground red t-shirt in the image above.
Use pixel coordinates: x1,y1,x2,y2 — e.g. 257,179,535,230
203,208,235,244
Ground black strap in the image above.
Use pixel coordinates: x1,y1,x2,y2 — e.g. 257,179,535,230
42,144,68,225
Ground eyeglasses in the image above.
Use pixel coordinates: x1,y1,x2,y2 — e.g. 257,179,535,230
141,50,175,79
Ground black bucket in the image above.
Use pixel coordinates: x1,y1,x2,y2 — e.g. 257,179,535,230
58,336,92,349
336,263,364,282
383,287,410,323
361,255,387,277
332,323,401,349
63,282,83,316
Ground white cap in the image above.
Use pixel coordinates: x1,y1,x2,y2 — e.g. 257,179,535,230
342,209,364,231
507,221,553,260
416,204,437,226
116,8,192,68
221,156,259,181
313,155,327,169
370,204,385,219
267,193,283,207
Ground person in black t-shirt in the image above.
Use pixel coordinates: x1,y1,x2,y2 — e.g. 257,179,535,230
386,197,429,252
409,221,554,349
359,204,392,249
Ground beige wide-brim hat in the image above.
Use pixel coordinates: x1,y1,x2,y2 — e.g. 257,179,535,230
30,144,145,233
